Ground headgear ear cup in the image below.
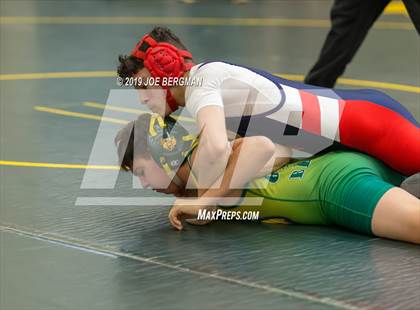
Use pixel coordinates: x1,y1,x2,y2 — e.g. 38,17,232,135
131,34,195,112
147,114,198,187
144,43,185,79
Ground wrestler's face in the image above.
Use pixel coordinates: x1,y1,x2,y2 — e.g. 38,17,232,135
134,68,172,117
132,156,181,195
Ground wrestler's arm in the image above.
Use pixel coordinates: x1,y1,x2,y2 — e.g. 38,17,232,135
194,142,291,196
255,143,292,177
192,109,292,185
183,64,237,189
192,105,231,189
169,136,280,229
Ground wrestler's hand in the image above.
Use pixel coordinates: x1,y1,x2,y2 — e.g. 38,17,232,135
168,199,215,230
168,199,200,230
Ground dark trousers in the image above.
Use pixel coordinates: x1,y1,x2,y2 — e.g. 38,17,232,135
304,0,420,88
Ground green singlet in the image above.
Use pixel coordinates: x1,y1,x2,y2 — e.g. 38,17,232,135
218,151,405,235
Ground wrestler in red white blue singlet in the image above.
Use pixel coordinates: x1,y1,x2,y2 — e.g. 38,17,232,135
184,62,419,176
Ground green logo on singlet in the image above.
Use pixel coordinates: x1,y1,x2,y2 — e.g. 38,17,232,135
265,172,279,183
289,170,305,179
296,160,311,167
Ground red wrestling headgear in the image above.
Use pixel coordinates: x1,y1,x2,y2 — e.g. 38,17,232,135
131,34,195,112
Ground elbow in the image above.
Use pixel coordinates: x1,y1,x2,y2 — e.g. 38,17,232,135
257,136,276,158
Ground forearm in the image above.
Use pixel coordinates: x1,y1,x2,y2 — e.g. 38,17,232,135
169,137,274,229
255,143,292,177
192,138,231,189
197,136,275,205
190,106,231,189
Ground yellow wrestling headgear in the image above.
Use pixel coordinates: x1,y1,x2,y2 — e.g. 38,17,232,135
147,114,198,186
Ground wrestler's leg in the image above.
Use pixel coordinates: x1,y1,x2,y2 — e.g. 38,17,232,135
304,0,390,87
371,187,420,244
339,100,420,175
321,164,418,244
403,0,420,34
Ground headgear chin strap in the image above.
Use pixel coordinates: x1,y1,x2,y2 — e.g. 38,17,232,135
147,114,198,188
131,34,195,112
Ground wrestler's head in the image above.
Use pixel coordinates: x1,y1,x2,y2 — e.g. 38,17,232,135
117,27,194,117
114,113,197,196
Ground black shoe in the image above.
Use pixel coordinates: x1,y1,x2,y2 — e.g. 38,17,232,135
401,173,420,198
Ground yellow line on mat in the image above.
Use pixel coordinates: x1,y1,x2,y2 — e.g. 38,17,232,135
1,71,418,93
384,1,408,15
83,101,196,123
83,101,146,114
10,104,194,170
273,74,420,94
0,16,413,30
337,78,419,93
34,106,128,124
0,160,119,170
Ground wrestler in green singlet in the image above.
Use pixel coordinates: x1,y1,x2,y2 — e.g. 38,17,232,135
218,151,405,235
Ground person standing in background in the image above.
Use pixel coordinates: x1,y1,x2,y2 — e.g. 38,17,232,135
304,0,420,88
